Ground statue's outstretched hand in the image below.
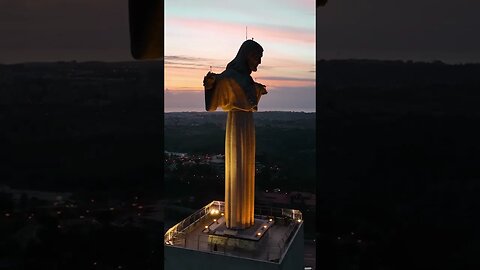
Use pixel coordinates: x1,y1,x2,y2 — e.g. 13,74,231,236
203,72,216,90
255,82,267,95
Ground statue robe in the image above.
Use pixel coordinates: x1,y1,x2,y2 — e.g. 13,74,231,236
204,69,266,229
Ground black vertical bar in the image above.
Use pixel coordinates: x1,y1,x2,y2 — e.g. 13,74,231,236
128,0,164,59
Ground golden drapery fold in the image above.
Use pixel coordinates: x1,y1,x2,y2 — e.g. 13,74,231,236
204,71,266,229
204,71,266,112
225,111,255,229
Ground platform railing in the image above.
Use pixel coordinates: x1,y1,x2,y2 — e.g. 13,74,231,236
164,200,302,259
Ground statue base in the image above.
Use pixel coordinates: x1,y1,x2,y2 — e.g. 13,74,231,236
203,217,275,251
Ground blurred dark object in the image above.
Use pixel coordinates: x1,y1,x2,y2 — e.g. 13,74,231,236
128,0,164,59
318,0,328,7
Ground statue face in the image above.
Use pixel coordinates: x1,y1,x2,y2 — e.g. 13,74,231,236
247,51,262,72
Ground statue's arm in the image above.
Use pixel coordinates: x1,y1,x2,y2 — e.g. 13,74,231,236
204,72,230,111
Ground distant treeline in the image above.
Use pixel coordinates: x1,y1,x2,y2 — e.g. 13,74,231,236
317,59,480,115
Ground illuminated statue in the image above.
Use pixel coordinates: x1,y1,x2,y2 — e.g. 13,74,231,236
203,40,267,229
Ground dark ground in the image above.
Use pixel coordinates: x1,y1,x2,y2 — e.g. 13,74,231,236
316,60,480,270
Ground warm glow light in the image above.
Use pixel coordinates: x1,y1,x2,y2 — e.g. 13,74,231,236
213,219,217,222
263,225,267,228
269,218,273,222
257,232,261,236
221,213,224,216
297,219,302,222
205,225,209,229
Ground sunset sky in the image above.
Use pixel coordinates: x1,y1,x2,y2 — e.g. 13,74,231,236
164,0,316,111
1,1,479,111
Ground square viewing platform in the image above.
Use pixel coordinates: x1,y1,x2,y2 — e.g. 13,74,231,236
164,201,304,270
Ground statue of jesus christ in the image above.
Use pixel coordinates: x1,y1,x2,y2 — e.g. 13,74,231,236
203,40,267,229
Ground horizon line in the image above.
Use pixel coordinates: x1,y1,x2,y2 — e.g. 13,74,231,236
3,58,480,66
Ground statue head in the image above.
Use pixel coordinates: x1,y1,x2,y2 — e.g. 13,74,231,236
226,40,263,75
